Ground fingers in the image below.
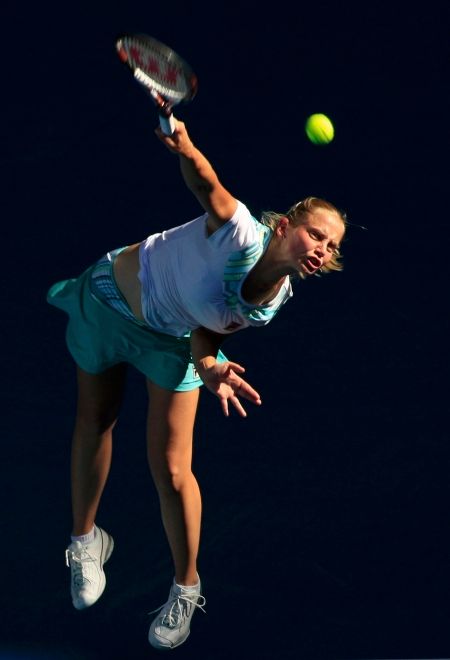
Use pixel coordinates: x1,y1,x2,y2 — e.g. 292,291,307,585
213,362,262,417
225,361,245,374
220,394,247,418
220,397,229,418
154,132,177,154
220,362,258,399
230,396,247,417
155,118,184,140
154,122,181,149
218,382,261,418
235,379,262,405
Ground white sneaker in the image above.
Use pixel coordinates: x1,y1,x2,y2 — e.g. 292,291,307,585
65,525,114,610
148,578,206,650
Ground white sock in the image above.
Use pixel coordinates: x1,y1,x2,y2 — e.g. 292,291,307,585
71,526,95,545
175,576,200,592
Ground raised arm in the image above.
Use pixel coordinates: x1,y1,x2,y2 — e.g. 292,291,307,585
155,119,237,234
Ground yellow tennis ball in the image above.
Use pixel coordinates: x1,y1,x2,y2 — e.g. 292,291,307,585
305,113,334,145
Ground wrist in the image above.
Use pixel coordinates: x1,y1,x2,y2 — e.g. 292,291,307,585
197,356,217,373
179,143,197,160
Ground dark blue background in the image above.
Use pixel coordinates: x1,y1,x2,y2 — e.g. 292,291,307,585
2,1,449,658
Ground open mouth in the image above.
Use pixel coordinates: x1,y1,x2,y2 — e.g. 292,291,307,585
301,256,322,274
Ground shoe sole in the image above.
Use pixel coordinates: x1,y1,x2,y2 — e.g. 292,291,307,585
149,630,190,650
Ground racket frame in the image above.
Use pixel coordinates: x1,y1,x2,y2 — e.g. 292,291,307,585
116,34,197,135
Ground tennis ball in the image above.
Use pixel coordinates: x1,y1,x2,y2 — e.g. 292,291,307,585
305,113,334,145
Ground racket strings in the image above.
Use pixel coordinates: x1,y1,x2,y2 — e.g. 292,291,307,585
133,68,187,102
123,38,190,99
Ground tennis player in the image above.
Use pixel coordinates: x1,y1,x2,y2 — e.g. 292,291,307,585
48,118,347,650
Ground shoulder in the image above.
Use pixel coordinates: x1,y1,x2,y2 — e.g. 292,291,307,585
207,198,256,235
208,200,256,234
208,200,260,247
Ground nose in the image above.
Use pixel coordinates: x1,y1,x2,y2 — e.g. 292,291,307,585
314,244,325,258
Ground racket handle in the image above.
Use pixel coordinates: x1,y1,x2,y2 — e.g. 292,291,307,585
159,113,176,136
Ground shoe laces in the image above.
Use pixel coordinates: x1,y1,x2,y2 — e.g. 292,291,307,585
65,543,96,587
150,588,206,629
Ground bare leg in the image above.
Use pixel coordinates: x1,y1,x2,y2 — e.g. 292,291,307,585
146,381,201,586
71,364,128,536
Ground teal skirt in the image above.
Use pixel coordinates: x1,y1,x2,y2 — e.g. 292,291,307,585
47,264,227,392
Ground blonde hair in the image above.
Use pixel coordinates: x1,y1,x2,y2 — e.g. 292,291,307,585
260,196,347,276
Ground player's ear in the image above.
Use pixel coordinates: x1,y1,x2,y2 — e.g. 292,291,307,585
276,216,289,238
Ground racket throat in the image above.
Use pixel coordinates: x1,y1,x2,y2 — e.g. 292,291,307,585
133,68,172,115
157,98,173,119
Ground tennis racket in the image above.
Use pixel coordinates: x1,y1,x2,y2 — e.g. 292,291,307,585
115,33,198,135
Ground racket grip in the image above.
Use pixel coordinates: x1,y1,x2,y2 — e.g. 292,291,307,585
159,113,176,136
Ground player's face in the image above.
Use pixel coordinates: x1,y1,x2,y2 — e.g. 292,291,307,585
288,211,345,276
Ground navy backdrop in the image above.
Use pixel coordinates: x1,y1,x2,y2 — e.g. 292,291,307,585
1,1,449,659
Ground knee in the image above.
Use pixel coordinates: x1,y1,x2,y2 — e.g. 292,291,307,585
150,450,193,495
75,410,119,437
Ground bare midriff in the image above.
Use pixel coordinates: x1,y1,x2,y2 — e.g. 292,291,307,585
113,241,286,325
113,243,145,321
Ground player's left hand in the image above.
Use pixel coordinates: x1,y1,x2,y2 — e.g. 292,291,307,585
200,361,262,417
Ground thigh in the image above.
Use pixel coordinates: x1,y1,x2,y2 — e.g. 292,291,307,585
75,364,128,432
146,380,200,470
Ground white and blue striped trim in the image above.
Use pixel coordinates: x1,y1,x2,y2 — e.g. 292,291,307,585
223,220,286,325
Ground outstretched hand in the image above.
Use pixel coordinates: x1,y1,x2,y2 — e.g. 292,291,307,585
200,361,262,418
